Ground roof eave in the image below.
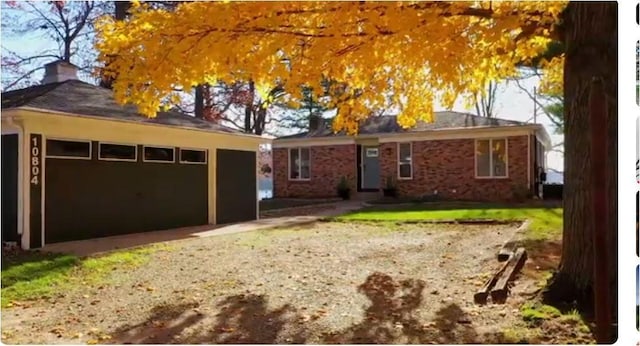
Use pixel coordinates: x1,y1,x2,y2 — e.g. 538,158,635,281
11,106,272,142
273,124,541,144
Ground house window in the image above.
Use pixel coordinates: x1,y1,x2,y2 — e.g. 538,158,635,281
143,146,175,163
398,142,412,179
99,143,137,161
46,139,91,159
180,149,207,164
289,148,310,180
476,138,508,178
366,148,379,157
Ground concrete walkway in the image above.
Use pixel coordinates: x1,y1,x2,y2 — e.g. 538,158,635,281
42,200,365,257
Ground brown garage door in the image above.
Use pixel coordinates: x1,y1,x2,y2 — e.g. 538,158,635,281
216,149,257,224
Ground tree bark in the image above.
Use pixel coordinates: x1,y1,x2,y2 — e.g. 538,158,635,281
194,84,205,119
100,1,131,89
244,80,255,132
115,1,131,20
546,1,617,326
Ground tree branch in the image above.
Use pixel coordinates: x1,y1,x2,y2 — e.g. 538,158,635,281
2,65,45,90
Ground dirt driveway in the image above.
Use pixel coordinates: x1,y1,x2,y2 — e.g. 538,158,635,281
1,221,544,344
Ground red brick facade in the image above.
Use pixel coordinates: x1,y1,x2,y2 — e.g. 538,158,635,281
274,135,532,201
273,145,356,198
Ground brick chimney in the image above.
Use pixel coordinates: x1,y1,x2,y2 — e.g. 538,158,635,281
41,60,79,84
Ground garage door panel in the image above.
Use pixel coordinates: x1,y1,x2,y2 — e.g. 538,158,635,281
216,149,256,224
45,153,208,244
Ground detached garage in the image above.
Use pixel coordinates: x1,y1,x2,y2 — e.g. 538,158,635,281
1,61,265,249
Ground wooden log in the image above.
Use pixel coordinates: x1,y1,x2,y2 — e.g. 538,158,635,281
473,259,511,304
497,220,531,261
497,245,515,262
490,247,527,303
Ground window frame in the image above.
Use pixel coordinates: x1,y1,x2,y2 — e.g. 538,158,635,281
397,142,413,180
288,147,310,181
474,138,509,179
365,148,379,157
179,148,208,165
45,138,92,160
142,145,176,163
98,141,138,162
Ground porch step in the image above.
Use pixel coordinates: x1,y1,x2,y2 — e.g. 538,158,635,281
353,191,380,201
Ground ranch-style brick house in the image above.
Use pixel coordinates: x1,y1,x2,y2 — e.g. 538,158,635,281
1,61,264,250
272,112,551,201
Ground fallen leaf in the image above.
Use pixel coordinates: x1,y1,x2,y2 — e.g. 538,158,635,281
87,339,98,345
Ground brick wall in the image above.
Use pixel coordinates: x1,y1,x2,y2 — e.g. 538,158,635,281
379,135,531,201
273,144,356,198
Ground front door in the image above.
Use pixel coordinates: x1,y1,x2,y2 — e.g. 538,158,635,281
362,146,380,190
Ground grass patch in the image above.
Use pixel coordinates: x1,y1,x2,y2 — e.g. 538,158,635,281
521,302,562,323
1,245,165,307
519,302,593,343
337,202,563,240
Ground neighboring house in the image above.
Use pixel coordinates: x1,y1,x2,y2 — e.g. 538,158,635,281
1,60,265,250
272,112,551,201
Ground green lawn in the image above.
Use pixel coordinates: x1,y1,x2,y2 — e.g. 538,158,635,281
1,245,166,307
338,202,563,240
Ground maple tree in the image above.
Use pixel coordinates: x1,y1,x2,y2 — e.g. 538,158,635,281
95,1,565,133
96,1,617,332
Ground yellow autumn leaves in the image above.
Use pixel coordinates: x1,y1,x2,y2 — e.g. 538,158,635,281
95,1,567,134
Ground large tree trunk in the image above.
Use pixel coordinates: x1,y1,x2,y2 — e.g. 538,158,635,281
194,84,205,119
244,80,255,133
100,1,131,89
546,1,617,324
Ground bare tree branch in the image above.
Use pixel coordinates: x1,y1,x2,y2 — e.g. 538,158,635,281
3,65,45,90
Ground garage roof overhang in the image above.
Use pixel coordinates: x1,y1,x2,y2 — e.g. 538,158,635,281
4,106,272,145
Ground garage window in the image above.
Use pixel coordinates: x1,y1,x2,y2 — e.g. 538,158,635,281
143,146,175,163
180,149,207,164
99,143,137,162
46,139,91,159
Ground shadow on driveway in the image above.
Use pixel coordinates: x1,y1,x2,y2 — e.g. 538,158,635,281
108,272,484,344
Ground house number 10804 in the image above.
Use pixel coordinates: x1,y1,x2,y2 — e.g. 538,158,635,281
31,137,40,185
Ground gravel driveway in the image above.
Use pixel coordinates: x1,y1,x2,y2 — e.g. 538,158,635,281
1,221,541,344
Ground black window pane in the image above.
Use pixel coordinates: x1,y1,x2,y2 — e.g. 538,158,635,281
144,146,174,162
399,163,412,178
99,143,136,160
180,149,206,163
46,139,90,158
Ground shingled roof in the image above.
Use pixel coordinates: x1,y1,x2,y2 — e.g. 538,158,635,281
276,111,534,140
1,80,240,134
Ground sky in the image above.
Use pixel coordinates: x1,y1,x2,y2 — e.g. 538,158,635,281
2,18,564,173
